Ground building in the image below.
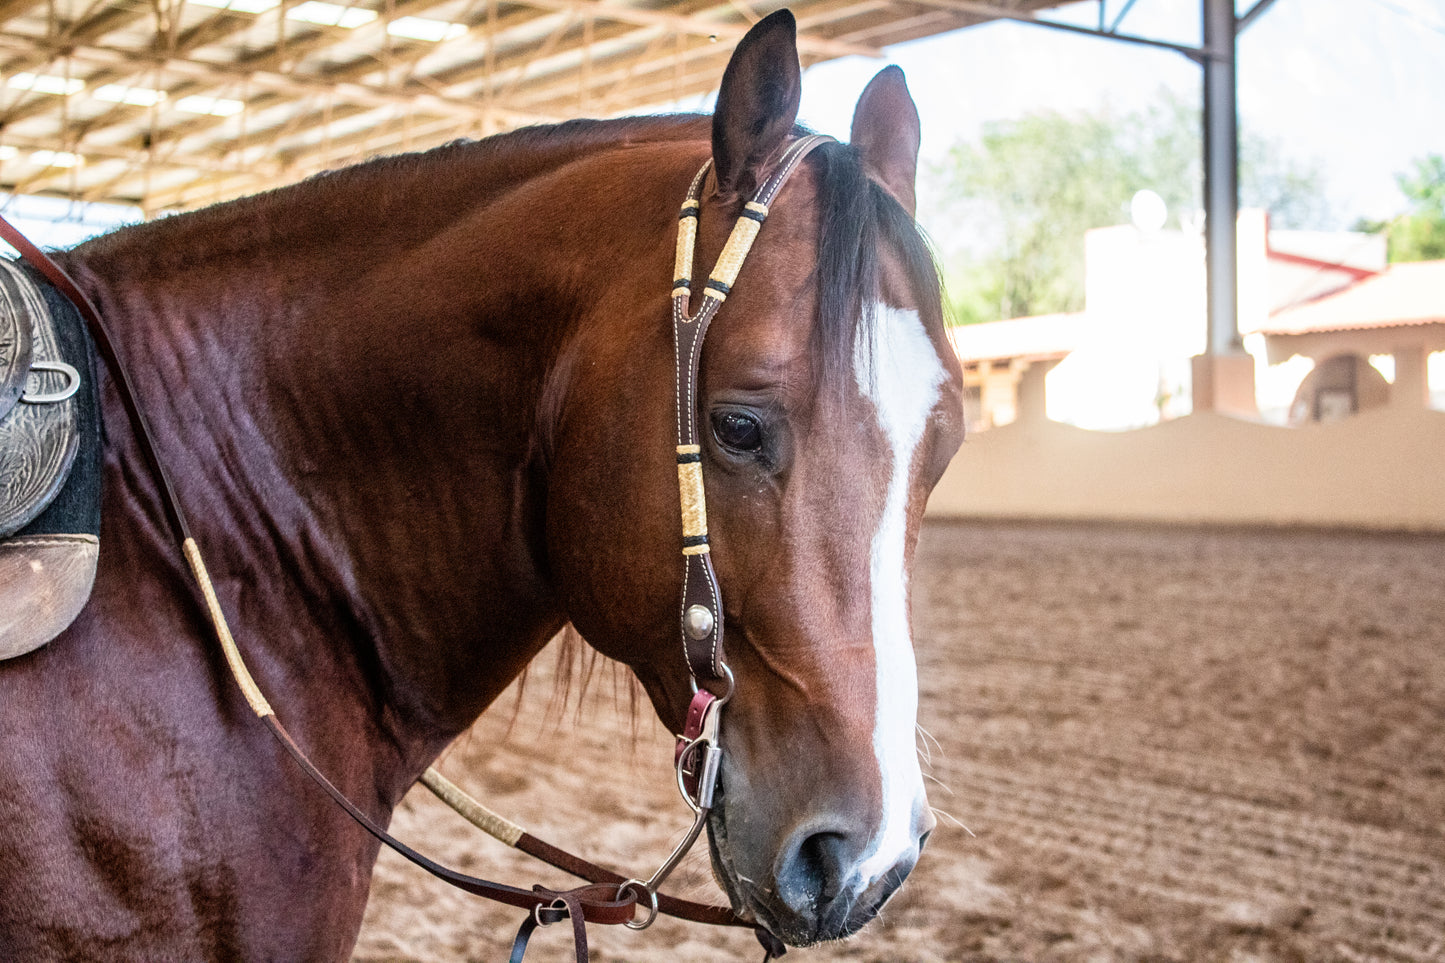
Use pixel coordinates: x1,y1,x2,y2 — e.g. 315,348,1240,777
1257,259,1445,421
952,210,1444,430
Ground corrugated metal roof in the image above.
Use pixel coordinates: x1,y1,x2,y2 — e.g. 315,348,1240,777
0,0,1068,213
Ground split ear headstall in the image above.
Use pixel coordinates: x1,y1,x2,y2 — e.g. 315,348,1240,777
669,133,833,685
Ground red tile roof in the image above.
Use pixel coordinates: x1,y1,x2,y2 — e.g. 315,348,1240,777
1261,260,1445,335
950,312,1090,364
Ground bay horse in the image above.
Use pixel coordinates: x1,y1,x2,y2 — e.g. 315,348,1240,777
0,10,963,959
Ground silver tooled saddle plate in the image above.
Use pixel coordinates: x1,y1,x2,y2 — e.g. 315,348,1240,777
0,258,81,537
0,258,94,660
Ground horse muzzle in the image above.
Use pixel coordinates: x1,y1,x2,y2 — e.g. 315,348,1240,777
707,779,935,947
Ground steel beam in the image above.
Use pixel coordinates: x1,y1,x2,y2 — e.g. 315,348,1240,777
1202,0,1239,357
913,0,1218,61
1236,0,1281,34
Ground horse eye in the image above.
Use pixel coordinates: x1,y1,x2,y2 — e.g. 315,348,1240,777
712,410,763,453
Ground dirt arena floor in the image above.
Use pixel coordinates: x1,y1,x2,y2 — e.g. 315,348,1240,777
354,520,1445,963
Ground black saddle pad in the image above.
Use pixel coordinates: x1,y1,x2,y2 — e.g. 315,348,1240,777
7,266,102,542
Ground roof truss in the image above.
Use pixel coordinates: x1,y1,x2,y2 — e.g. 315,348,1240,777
0,0,1064,212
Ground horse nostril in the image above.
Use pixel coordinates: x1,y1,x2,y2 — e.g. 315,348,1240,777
777,829,850,912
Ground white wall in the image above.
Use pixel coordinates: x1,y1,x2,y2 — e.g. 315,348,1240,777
927,407,1445,532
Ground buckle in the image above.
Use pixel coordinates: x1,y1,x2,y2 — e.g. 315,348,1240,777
21,360,81,405
533,896,571,927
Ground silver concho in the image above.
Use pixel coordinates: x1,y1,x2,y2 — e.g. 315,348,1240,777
683,604,715,642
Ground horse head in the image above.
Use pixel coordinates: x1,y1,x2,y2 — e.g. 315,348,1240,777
545,11,964,948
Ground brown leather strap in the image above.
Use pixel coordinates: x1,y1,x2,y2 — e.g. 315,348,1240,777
264,717,639,925
419,766,760,931
670,135,833,682
515,828,748,929
509,887,599,963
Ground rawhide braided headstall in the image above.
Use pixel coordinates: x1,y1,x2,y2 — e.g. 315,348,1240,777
670,132,834,683
0,131,834,963
615,132,837,937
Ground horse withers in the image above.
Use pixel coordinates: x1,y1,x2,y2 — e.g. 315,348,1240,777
0,10,963,959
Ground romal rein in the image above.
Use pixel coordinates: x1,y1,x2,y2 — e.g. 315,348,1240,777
0,132,832,963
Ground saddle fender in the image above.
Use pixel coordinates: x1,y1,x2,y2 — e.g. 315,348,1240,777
0,257,101,660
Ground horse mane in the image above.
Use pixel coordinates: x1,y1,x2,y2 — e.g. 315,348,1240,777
74,117,939,400
71,114,711,271
506,624,644,744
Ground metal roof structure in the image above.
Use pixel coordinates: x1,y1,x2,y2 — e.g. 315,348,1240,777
0,0,1071,213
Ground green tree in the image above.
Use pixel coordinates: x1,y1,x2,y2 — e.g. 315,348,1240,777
926,94,1328,325
1366,154,1445,262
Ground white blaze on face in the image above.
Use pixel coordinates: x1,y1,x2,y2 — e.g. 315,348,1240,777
852,302,945,887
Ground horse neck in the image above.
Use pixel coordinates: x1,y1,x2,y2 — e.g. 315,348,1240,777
60,122,706,774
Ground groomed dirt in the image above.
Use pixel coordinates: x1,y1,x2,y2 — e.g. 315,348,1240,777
354,520,1445,963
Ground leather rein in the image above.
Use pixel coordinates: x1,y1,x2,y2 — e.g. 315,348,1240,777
0,132,832,962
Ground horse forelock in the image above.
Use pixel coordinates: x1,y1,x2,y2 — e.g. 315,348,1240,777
808,140,944,402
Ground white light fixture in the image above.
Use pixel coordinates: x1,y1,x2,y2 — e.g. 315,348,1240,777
7,73,85,96
287,1,378,28
94,84,167,107
175,95,246,116
29,150,82,168
387,15,466,41
1130,189,1168,234
187,0,280,13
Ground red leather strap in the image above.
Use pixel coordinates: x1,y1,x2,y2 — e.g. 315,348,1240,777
674,688,717,799
680,688,714,743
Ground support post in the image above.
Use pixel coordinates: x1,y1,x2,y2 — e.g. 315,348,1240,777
1195,0,1256,417
1016,359,1058,425
1203,0,1238,359
1391,345,1429,409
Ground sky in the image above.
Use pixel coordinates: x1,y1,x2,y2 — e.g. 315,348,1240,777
785,0,1445,239
3,0,1443,251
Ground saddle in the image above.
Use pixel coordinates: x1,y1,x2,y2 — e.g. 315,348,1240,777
0,257,102,660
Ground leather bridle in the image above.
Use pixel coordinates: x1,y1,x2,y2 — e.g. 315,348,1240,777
0,132,833,962
619,132,836,934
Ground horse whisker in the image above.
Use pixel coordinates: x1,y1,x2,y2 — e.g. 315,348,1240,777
914,724,945,767
921,770,955,795
929,805,974,837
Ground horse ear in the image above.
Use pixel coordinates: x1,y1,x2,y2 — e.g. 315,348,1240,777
849,65,921,217
712,10,802,200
